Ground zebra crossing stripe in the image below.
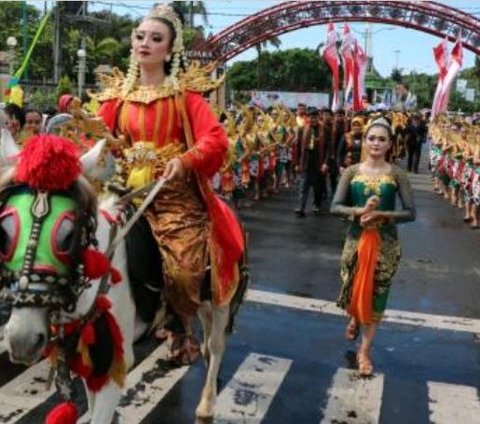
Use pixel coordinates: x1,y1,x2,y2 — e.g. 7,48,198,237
428,381,480,423
247,289,480,334
214,353,292,423
320,368,384,424
0,360,54,423
78,343,190,423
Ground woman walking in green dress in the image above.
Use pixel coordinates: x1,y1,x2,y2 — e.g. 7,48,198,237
331,116,416,376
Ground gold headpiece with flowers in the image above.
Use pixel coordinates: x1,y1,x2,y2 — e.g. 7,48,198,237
122,3,187,95
147,3,184,54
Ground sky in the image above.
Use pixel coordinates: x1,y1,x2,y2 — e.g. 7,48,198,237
27,0,480,77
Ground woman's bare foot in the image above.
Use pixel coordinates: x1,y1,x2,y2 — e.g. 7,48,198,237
357,349,373,377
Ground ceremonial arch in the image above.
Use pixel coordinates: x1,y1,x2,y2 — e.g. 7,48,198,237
196,0,480,62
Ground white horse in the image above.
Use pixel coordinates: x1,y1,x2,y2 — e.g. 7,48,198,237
1,130,246,422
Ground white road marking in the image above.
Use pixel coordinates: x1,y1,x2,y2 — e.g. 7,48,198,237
214,353,292,423
114,343,189,423
0,360,54,423
246,289,480,334
78,343,190,423
321,368,384,424
428,381,480,424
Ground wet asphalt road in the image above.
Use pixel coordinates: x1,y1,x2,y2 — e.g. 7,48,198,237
2,160,480,424
139,163,480,423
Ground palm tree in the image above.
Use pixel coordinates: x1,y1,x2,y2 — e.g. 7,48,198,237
171,1,208,50
256,36,282,89
87,36,122,65
171,1,208,27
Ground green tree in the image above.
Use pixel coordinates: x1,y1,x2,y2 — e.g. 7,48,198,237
227,48,332,94
227,61,257,91
56,75,74,98
255,36,282,88
390,68,403,83
0,2,40,52
402,71,436,109
448,89,477,114
0,3,137,83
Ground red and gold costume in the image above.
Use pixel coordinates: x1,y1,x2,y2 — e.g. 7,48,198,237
93,65,244,317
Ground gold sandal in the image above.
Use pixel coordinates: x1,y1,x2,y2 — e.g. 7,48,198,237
357,351,373,377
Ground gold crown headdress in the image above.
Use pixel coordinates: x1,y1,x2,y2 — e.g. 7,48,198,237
147,3,184,54
366,116,393,136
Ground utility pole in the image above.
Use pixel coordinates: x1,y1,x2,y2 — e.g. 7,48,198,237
22,1,28,81
77,2,87,98
53,3,61,83
364,23,373,73
394,49,401,70
189,1,194,27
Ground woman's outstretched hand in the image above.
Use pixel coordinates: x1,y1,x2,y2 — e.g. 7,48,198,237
163,158,186,183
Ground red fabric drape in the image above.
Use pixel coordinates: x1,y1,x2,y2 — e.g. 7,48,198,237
322,22,340,111
347,229,380,325
340,24,355,108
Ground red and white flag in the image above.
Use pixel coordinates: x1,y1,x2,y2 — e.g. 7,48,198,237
340,24,356,106
431,38,449,118
438,38,463,113
322,22,340,111
353,41,367,111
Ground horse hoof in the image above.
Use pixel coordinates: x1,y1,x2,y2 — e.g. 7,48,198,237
195,402,214,419
195,409,213,419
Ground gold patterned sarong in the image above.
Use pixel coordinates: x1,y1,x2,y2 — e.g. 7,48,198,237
125,141,209,317
145,178,209,317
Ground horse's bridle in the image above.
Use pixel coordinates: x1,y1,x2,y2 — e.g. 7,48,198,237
0,185,98,315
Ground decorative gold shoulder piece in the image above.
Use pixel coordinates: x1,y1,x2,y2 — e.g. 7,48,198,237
180,60,225,94
89,61,224,104
88,67,125,102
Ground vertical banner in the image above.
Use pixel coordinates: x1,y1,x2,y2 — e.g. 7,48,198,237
431,38,449,118
322,22,340,111
340,23,355,108
352,41,367,111
438,38,463,113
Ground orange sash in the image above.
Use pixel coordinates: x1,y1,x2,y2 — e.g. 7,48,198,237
347,229,381,324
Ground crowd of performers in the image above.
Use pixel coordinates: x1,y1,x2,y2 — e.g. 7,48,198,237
213,104,428,215
429,114,480,229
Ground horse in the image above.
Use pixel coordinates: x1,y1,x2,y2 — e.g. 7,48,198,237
0,129,247,423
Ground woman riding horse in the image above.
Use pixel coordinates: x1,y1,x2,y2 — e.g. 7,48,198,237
93,4,245,364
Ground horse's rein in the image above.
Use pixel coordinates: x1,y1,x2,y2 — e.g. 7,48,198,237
106,177,166,257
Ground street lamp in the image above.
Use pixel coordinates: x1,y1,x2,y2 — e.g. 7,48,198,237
6,36,18,76
77,48,87,98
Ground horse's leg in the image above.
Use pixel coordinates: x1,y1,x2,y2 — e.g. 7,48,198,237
195,303,229,419
87,381,123,424
197,301,213,366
